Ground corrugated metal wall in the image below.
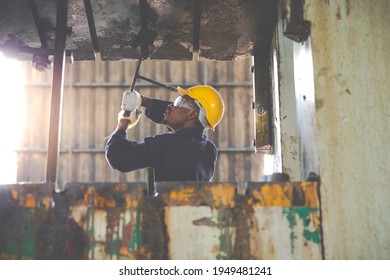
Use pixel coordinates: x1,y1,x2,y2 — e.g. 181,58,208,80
17,58,263,188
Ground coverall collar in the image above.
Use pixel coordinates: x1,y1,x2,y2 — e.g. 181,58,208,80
174,126,204,139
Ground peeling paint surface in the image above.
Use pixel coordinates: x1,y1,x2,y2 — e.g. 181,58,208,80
159,183,236,208
66,182,145,260
306,0,390,259
165,206,232,259
0,183,54,259
246,182,322,259
0,181,321,259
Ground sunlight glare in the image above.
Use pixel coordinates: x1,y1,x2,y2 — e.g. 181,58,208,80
263,154,274,175
0,53,25,183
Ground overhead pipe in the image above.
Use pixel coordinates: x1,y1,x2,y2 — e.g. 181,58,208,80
192,0,201,53
27,0,48,49
46,0,68,192
83,0,100,53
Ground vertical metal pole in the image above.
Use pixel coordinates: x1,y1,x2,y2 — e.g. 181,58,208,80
46,0,68,190
252,52,274,153
146,168,156,196
252,0,277,154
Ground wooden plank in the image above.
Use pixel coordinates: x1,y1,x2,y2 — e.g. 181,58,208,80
75,62,95,182
94,59,109,181
18,67,51,182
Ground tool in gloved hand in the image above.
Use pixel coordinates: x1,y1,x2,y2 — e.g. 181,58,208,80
118,107,143,130
120,90,143,130
122,58,143,118
121,90,142,112
122,58,177,118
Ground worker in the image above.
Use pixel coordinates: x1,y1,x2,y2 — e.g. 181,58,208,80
105,85,225,182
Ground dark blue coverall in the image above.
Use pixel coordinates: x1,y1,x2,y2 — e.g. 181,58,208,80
105,99,218,182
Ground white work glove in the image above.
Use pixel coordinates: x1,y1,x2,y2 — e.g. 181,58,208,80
118,108,143,130
121,90,142,112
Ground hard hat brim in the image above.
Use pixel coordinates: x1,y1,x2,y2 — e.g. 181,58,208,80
177,87,187,96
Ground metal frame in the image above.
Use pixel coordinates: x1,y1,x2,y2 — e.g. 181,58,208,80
252,0,278,154
45,0,68,191
282,0,310,42
84,0,100,53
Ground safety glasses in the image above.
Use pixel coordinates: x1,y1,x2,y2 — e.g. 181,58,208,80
173,96,199,111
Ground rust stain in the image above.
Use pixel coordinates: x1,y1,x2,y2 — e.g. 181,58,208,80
118,247,137,259
10,189,18,200
94,195,116,208
168,187,196,203
160,183,237,207
251,184,292,207
113,183,129,192
211,244,219,254
336,1,350,19
119,218,136,259
124,194,139,208
248,182,319,207
336,6,341,20
209,184,235,208
83,186,94,204
302,182,319,207
23,193,37,208
42,196,51,209
79,184,143,209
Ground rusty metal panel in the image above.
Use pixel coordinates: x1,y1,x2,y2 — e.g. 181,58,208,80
158,182,237,259
65,182,146,259
0,183,54,259
0,181,322,259
246,181,322,259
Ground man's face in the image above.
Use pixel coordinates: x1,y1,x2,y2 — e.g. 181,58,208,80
163,95,199,130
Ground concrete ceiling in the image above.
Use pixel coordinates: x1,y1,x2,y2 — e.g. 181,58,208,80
0,0,277,62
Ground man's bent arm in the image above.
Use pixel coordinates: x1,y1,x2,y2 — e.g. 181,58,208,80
105,129,150,172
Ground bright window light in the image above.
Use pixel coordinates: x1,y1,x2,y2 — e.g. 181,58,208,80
0,53,25,184
263,154,274,175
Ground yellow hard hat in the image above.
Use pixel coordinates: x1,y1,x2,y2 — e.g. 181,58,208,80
177,85,224,131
